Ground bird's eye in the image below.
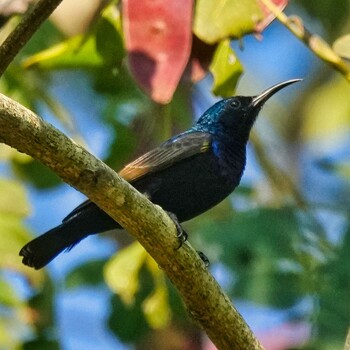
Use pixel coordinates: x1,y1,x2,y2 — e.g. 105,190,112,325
230,99,241,109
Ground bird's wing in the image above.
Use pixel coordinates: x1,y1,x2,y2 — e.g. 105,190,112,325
119,131,212,182
62,131,211,223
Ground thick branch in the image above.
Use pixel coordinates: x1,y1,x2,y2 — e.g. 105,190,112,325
0,93,264,350
0,0,64,76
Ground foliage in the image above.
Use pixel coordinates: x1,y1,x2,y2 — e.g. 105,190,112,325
0,0,349,349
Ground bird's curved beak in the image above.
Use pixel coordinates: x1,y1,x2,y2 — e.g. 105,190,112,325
252,79,302,107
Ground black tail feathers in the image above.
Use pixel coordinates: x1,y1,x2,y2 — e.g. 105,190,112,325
19,223,84,270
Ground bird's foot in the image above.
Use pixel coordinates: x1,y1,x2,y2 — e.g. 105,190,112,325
166,211,188,249
197,251,210,267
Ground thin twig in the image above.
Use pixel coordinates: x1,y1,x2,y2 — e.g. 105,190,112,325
260,0,350,82
0,0,64,77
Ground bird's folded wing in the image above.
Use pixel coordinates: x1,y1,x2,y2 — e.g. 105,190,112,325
119,131,212,182
62,132,211,223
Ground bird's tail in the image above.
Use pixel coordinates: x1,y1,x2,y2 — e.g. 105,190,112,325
19,223,86,270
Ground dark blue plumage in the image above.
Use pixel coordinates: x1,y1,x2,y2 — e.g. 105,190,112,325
20,79,301,269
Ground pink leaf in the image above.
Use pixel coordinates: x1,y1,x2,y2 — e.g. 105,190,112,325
123,0,193,104
256,0,288,33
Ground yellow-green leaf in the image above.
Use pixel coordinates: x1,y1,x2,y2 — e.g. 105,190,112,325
104,242,147,305
301,76,350,141
142,283,171,329
0,178,30,217
141,256,171,329
209,39,243,97
23,35,104,70
333,34,350,59
23,7,124,71
194,0,263,44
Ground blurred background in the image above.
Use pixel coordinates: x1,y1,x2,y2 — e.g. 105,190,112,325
0,0,349,349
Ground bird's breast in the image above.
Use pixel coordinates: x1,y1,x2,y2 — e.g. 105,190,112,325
211,139,246,183
133,147,245,222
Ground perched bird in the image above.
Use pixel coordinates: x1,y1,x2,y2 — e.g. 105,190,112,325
20,79,301,269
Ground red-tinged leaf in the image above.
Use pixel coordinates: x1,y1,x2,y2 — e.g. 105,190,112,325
123,0,193,104
0,0,32,16
256,0,288,33
0,0,32,26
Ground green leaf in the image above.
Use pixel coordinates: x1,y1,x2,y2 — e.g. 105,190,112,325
65,259,106,288
193,0,264,43
195,207,314,307
95,16,125,67
295,0,350,36
104,242,147,304
12,159,62,189
93,64,144,99
28,279,56,331
105,119,137,170
23,35,104,70
108,262,155,342
108,293,150,343
20,21,63,58
316,227,350,344
209,39,243,97
23,7,124,71
105,243,171,332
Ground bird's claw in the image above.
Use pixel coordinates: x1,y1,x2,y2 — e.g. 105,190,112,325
166,211,188,249
176,228,188,249
197,251,210,267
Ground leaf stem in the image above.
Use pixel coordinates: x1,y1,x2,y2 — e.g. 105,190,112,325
260,0,350,82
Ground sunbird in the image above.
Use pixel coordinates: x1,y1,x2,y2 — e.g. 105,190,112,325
20,79,301,269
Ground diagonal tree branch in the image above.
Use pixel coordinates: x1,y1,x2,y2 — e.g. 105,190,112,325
0,92,264,350
260,0,350,82
0,0,64,77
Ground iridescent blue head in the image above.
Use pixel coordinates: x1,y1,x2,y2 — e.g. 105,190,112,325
194,79,301,140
